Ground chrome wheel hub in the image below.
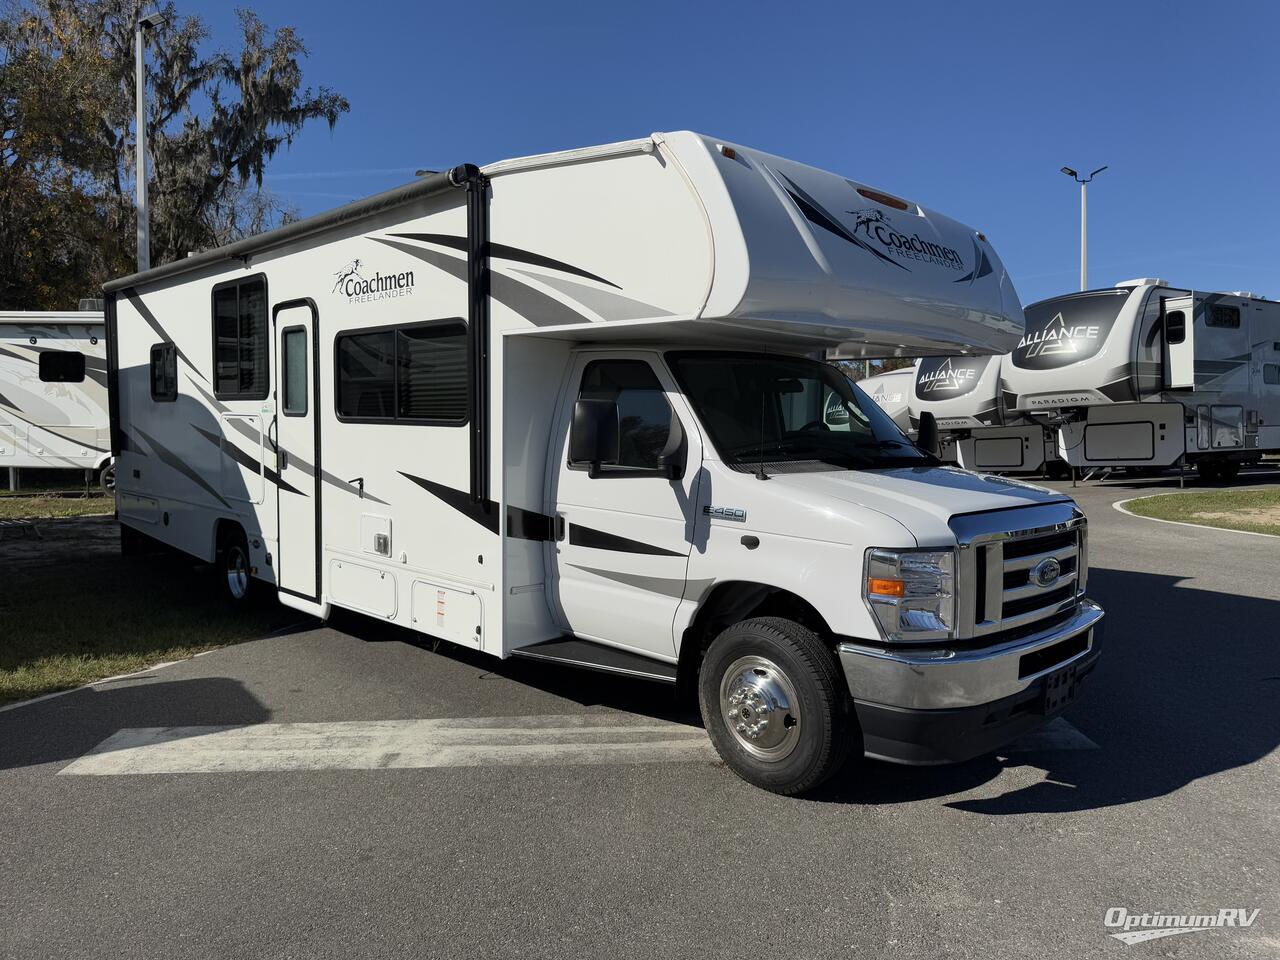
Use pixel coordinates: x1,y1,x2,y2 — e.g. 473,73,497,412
718,655,801,762
226,549,249,600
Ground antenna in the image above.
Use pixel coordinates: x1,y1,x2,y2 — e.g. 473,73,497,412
755,384,770,481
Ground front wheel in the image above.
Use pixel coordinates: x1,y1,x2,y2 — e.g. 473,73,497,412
698,617,854,795
220,530,256,605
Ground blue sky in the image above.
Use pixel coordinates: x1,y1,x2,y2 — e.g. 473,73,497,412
184,0,1278,305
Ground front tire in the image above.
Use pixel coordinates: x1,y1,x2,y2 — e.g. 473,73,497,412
698,617,854,795
220,529,255,605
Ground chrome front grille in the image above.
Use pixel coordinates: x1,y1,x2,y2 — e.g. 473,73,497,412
952,503,1087,642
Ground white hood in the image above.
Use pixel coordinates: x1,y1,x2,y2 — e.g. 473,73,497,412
759,466,1069,546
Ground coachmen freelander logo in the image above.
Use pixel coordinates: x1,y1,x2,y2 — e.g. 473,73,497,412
334,258,415,304
766,167,995,283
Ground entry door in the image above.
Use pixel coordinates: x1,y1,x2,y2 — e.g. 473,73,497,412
549,353,702,660
1163,295,1196,389
274,300,320,600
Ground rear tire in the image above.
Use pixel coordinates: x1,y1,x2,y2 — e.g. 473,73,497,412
1196,459,1223,483
1218,460,1240,482
219,528,255,605
698,617,854,795
99,462,116,494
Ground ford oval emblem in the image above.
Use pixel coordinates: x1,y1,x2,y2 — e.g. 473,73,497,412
1030,557,1061,588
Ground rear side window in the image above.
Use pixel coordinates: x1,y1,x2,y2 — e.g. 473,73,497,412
213,275,268,399
39,351,85,383
1264,363,1280,386
150,343,177,401
1207,304,1240,328
335,320,467,423
577,359,674,470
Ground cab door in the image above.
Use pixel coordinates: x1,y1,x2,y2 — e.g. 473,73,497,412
273,300,320,601
548,353,702,660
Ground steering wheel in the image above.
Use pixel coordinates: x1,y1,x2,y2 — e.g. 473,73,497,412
797,419,830,433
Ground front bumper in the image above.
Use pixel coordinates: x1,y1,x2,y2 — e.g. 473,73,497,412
838,600,1103,765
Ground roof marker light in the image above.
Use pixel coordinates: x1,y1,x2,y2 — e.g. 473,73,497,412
857,187,910,211
719,145,737,160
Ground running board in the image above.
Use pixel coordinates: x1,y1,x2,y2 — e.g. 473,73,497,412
510,637,678,684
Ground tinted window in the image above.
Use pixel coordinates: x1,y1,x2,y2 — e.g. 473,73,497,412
213,277,268,399
1014,290,1128,370
578,360,673,470
1265,363,1280,386
150,343,177,401
39,351,85,383
336,321,467,423
1207,304,1240,328
669,352,924,470
282,329,308,416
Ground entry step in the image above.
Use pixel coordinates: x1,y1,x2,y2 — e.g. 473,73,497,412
510,637,678,684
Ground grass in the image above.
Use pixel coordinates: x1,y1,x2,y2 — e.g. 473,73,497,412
0,521,296,705
0,495,114,519
1124,488,1280,537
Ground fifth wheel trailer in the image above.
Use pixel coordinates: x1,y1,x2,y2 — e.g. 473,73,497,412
847,365,914,433
1002,279,1280,480
0,310,112,488
105,131,1103,795
908,354,1063,475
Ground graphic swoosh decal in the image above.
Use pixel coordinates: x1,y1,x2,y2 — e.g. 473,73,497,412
389,233,620,289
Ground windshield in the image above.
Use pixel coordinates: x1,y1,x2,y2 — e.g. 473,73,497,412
1013,289,1129,370
667,352,931,471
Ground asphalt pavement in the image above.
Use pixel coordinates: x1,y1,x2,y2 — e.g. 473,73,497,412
1,471,1277,959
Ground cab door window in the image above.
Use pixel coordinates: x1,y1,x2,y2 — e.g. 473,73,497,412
577,359,673,471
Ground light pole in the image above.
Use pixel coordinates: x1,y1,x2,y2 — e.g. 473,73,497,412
1060,165,1107,291
135,12,165,272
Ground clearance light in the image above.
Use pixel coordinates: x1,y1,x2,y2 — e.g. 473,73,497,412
719,145,738,160
856,187,910,211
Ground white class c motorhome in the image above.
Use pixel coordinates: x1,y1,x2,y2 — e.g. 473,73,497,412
908,354,1063,475
1002,279,1280,480
0,310,112,487
105,132,1104,795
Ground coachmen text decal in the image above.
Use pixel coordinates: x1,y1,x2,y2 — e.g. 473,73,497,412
333,258,415,304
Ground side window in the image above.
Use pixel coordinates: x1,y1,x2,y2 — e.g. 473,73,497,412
578,359,673,470
335,320,467,423
281,328,308,416
150,343,177,401
39,351,85,383
213,276,268,399
1207,304,1240,329
1264,363,1280,386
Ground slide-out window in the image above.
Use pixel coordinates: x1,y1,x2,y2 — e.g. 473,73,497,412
212,275,268,400
1207,304,1240,329
150,343,177,401
1264,363,1280,386
335,320,467,424
39,351,85,383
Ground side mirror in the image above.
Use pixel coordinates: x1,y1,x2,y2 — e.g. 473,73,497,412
657,415,686,481
917,411,940,458
569,398,620,475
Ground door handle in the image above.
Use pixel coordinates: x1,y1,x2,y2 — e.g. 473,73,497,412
348,476,365,499
555,514,566,541
279,449,288,471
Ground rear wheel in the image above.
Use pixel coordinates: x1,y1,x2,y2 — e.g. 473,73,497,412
99,462,116,494
1218,460,1240,482
1196,459,1223,483
698,617,854,795
219,528,255,605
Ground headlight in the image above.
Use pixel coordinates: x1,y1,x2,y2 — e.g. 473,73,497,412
864,548,955,643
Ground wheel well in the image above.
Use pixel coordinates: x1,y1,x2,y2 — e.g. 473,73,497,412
676,581,833,696
212,518,245,559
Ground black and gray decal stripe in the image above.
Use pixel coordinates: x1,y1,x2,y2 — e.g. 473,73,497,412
952,237,993,284
371,238,588,328
771,170,907,271
389,233,620,289
399,471,498,533
123,288,207,382
133,426,231,507
567,524,684,557
567,564,710,599
192,425,304,496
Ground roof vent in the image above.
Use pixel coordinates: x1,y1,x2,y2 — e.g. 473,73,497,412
1229,291,1264,299
1114,278,1170,289
78,298,104,311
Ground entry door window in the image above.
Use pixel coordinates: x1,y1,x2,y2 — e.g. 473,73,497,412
282,328,308,416
578,360,673,470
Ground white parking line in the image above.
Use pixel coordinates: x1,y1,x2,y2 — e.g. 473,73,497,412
59,714,717,775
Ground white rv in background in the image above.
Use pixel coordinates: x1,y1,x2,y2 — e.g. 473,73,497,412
1003,279,1280,481
848,364,914,433
106,132,1103,795
0,310,112,488
908,354,1063,475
